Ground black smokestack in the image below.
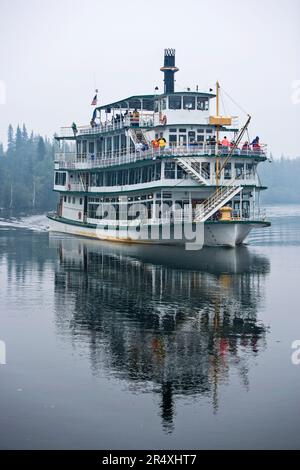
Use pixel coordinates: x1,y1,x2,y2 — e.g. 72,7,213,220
160,49,179,94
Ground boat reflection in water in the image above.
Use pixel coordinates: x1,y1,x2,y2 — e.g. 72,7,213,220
51,235,270,432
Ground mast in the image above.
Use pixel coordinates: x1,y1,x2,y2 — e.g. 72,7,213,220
215,81,220,187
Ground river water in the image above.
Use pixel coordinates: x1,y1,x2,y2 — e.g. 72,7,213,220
0,206,300,449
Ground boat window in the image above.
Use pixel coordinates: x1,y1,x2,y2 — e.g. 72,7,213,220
177,165,187,179
113,135,119,151
96,139,102,152
179,128,186,133
206,129,213,134
188,131,196,143
197,97,209,110
202,162,210,178
235,163,244,178
79,198,83,205
88,142,94,153
169,95,181,110
246,163,254,178
164,162,176,179
161,98,167,110
179,134,187,146
169,128,177,133
72,197,75,204
224,163,232,180
121,134,127,149
106,137,112,152
197,135,204,142
169,135,177,146
55,172,66,186
197,128,204,133
142,99,154,111
154,163,161,181
154,100,159,113
183,96,195,110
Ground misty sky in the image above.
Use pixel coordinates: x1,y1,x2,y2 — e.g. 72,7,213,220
0,0,299,157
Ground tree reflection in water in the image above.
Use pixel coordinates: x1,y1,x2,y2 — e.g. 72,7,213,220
51,235,270,432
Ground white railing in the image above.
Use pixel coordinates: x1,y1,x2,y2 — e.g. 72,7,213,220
55,144,267,170
64,183,87,192
60,114,154,138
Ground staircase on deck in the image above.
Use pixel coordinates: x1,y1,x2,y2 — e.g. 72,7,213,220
194,184,242,223
176,157,210,186
175,157,243,222
127,128,149,147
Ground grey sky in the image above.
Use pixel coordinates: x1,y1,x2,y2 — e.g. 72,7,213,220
0,0,299,157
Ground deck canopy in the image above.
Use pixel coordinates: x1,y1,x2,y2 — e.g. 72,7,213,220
95,95,155,113
95,91,216,114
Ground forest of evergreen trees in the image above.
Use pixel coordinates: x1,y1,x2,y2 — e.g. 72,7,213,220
259,156,300,204
0,124,299,213
0,124,57,211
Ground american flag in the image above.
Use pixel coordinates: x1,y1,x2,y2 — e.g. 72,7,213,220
91,91,98,106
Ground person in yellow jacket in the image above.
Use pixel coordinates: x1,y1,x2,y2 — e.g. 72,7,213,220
158,136,166,152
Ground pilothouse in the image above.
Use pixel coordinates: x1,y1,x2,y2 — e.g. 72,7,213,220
48,49,270,247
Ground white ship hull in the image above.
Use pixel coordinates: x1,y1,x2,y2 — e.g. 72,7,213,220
47,215,268,247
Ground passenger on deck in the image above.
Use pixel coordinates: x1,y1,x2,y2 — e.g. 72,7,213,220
71,122,78,135
132,109,140,127
221,136,230,147
242,141,250,152
252,136,261,151
152,138,159,149
221,136,230,155
135,141,144,152
158,136,167,151
231,140,240,155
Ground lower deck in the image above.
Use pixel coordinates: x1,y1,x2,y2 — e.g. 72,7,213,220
57,187,264,226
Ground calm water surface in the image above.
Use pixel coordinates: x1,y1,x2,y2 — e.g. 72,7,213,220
0,206,300,449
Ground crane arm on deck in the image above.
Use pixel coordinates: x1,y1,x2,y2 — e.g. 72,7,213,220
217,115,252,179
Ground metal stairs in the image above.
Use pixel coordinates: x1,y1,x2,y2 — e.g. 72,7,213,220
127,128,149,146
194,184,242,222
176,157,210,186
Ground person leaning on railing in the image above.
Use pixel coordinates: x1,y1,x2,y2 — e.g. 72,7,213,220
251,136,261,153
151,138,159,149
131,109,140,127
158,136,167,154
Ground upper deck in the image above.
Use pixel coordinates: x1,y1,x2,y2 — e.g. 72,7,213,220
57,90,226,140
55,144,268,172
